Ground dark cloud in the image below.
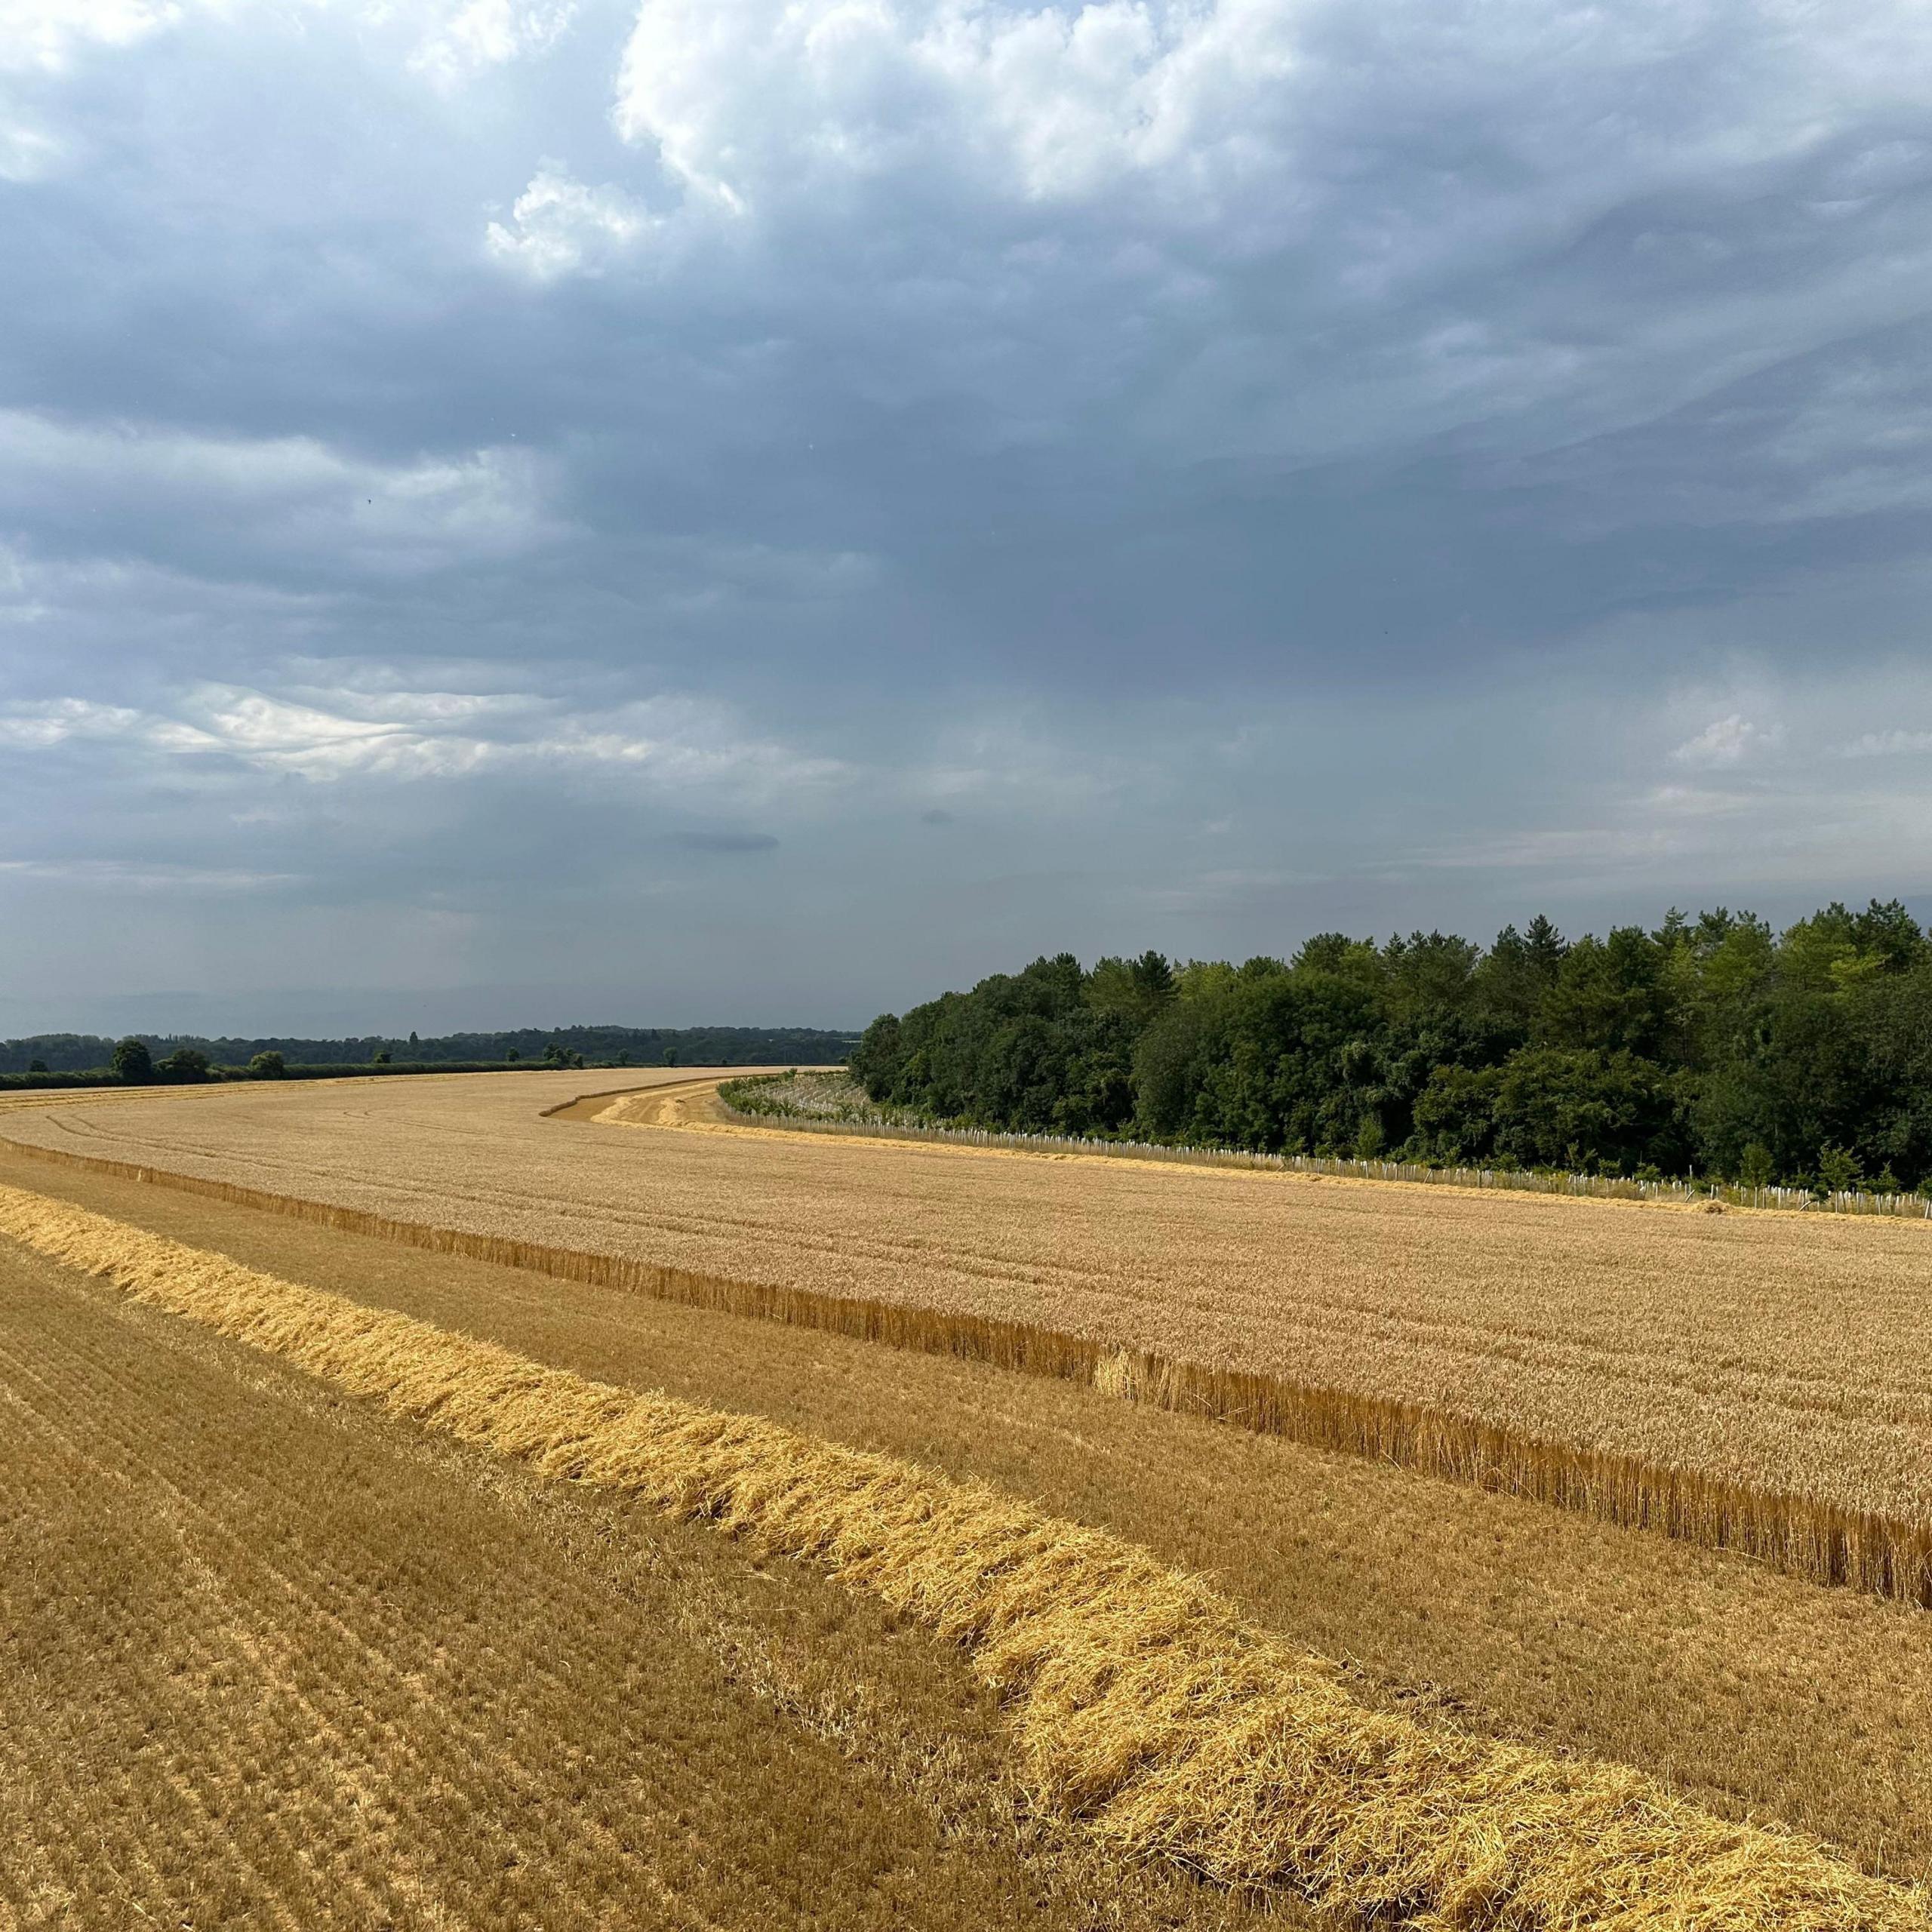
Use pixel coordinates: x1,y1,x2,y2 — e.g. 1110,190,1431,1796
675,830,780,853
2,0,1931,1031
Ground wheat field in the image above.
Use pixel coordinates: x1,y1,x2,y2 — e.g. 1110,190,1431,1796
9,1138,1932,1891
2,1176,1920,1932
7,1069,1930,1539
0,1202,1297,1931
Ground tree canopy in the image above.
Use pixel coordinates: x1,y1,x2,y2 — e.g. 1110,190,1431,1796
849,903,1932,1189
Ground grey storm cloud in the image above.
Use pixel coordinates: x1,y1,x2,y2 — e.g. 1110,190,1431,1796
675,831,780,854
2,0,1932,1033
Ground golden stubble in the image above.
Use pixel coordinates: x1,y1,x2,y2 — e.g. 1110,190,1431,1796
0,1179,1921,1932
8,1071,1930,1525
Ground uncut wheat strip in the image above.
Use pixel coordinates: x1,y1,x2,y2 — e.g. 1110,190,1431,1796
0,1183,1921,1932
8,1128,1930,1611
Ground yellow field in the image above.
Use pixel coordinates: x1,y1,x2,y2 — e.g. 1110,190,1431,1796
8,1121,1932,1922
2,1177,1919,1931
6,1067,1929,1546
0,1200,1291,1930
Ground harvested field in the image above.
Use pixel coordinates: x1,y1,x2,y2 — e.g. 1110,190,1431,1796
7,1070,1931,1551
10,1141,1932,1887
0,1206,1286,1931
2,1179,1920,1932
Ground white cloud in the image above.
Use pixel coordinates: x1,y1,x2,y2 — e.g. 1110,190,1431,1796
0,697,146,747
1670,712,1784,768
410,0,575,88
610,0,1932,234
1839,728,1932,758
486,165,653,279
614,0,1302,213
0,119,63,180
0,681,848,798
0,411,561,574
0,0,183,74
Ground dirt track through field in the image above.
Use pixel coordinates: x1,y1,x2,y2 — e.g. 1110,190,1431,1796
546,1075,746,1128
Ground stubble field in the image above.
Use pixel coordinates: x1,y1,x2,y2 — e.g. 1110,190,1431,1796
6,1066,1930,1537
5,1076,1932,1923
2,1141,1932,1915
0,1211,1289,1932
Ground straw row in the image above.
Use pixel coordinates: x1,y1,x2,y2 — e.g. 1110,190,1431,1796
4,1129,1929,1608
0,1179,1921,1931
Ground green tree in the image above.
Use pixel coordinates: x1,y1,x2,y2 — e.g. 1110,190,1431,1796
157,1048,211,1083
112,1038,153,1084
1485,1047,1681,1174
1817,1143,1862,1192
1084,952,1176,1028
372,1048,391,1066
1412,1064,1500,1163
249,1051,286,1079
848,899,1932,1188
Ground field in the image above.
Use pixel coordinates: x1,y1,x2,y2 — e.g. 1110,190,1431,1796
5,1071,1932,1922
0,1193,1282,1931
0,1167,1923,1927
8,1066,1931,1537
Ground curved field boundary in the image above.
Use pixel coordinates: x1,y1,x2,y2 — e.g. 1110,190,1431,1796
4,1129,1930,1611
0,1178,1920,1932
712,1084,1932,1220
539,1080,712,1122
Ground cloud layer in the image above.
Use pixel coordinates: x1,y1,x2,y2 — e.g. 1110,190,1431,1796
2,0,1930,1031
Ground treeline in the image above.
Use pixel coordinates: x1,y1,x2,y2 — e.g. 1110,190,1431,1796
0,1053,520,1092
850,902,1932,1190
0,1023,858,1080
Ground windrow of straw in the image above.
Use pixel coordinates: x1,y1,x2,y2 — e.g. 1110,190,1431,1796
6,1130,1932,1609
0,1180,1922,1932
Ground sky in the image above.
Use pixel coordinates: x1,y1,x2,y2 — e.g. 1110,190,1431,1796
4,0,1932,1035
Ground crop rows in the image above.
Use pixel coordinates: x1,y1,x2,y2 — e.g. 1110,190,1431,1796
17,1139,1932,1881
4,1179,1920,1932
4,1072,1930,1568
0,1208,1277,1932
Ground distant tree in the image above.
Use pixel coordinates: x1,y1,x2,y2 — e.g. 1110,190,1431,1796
112,1038,153,1084
1850,898,1925,973
157,1048,211,1083
661,1048,679,1066
26,1059,46,1075
848,901,1932,1189
249,1051,286,1079
505,1047,520,1061
1085,952,1176,1028
1522,914,1569,981
1817,1143,1863,1192
408,1029,420,1048
372,1048,391,1066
